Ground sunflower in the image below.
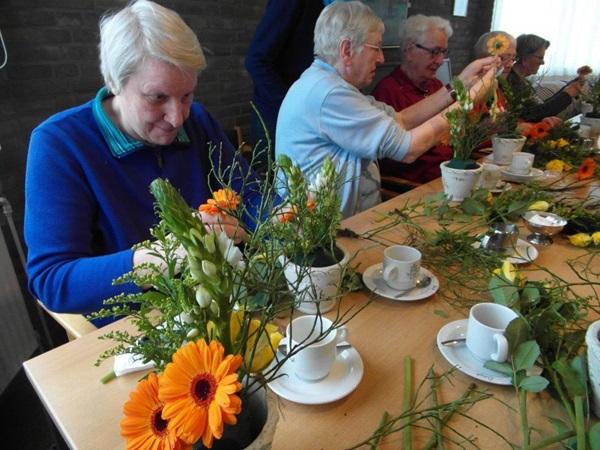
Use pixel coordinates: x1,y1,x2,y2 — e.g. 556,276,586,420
120,372,190,450
199,189,240,215
159,340,243,448
577,157,596,180
487,35,509,56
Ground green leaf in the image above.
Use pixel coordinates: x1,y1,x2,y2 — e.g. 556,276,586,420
546,417,568,435
505,318,529,355
519,375,549,392
483,360,513,374
589,422,600,450
453,213,472,223
460,197,485,215
434,309,449,318
521,285,541,306
513,340,540,371
552,356,587,396
488,276,519,307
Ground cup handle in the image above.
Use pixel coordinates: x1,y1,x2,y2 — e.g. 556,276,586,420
491,334,509,362
383,264,397,281
335,325,349,343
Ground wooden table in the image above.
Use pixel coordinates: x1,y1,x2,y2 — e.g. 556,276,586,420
24,175,599,449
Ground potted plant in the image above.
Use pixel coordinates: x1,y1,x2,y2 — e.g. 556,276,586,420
581,73,600,134
273,155,350,313
441,77,502,201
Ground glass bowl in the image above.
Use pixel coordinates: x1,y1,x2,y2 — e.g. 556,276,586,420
522,211,568,246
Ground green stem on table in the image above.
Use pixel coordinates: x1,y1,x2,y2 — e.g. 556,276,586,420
544,357,577,425
519,385,530,448
370,411,389,450
100,370,116,384
404,356,412,450
427,369,444,450
522,430,577,450
574,395,585,450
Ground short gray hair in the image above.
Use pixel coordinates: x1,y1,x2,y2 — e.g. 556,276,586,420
398,14,452,62
474,31,516,57
515,34,550,61
314,1,384,66
99,0,206,93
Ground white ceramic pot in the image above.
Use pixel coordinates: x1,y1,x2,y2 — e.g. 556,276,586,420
280,244,349,314
440,161,483,202
491,135,526,165
580,114,600,135
586,320,600,419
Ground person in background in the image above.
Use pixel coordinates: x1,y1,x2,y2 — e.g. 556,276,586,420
245,0,325,176
25,0,263,327
276,1,498,218
508,34,583,122
371,14,454,184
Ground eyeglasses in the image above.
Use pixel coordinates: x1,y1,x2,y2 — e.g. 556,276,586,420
414,43,450,58
499,54,517,63
529,54,545,63
362,43,383,55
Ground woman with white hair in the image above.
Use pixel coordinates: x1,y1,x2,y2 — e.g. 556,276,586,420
276,1,498,218
25,0,262,327
372,14,455,183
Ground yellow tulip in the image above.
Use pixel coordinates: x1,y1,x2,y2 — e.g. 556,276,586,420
545,160,564,171
568,233,592,247
494,260,519,283
529,201,549,212
592,231,600,246
556,138,570,148
230,311,283,373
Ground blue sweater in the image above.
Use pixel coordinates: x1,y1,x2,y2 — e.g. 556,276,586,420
25,100,263,327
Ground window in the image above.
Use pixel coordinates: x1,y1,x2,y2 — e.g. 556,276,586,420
492,0,600,77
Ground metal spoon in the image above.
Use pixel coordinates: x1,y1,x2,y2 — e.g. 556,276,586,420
394,275,432,298
277,343,352,356
441,338,466,346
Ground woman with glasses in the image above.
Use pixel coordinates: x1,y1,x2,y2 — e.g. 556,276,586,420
371,14,456,184
276,2,498,218
507,34,583,122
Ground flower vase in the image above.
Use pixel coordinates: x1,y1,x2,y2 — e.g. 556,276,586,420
194,386,279,450
580,114,600,137
491,135,526,165
440,161,483,202
280,244,349,314
586,320,600,418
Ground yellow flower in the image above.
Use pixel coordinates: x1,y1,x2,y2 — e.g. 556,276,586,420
120,372,190,450
546,160,565,171
159,340,243,448
529,201,549,212
556,138,569,148
568,233,592,247
592,231,600,245
487,35,509,56
493,260,519,283
230,311,283,373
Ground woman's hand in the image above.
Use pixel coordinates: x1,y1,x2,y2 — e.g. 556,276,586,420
463,56,499,105
457,56,499,91
198,211,247,244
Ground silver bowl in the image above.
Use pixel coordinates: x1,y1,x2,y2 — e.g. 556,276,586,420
522,211,568,245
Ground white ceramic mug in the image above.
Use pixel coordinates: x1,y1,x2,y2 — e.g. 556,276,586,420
286,315,349,382
491,135,526,165
509,152,535,175
477,163,502,189
382,245,421,291
466,303,518,362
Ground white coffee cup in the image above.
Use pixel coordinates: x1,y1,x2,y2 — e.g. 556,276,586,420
477,163,502,189
466,303,518,362
382,245,421,291
286,315,349,382
509,152,535,175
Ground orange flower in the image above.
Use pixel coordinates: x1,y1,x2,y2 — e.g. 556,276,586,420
278,205,297,223
487,35,509,56
159,340,243,448
198,189,240,215
522,122,551,141
121,372,190,450
577,158,596,180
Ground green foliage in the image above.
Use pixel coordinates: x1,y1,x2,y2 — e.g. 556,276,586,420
583,74,600,114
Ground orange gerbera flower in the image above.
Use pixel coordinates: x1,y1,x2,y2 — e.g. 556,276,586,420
523,122,551,141
278,205,297,223
159,340,243,448
198,189,240,215
577,157,596,180
121,372,190,450
487,35,509,56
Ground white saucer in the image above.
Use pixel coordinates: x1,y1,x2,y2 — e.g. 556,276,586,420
482,154,510,166
473,238,539,264
362,264,440,301
267,345,363,405
437,319,542,385
501,167,544,182
490,181,512,194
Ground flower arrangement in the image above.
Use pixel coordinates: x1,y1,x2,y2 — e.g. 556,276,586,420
91,151,359,449
583,73,600,117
